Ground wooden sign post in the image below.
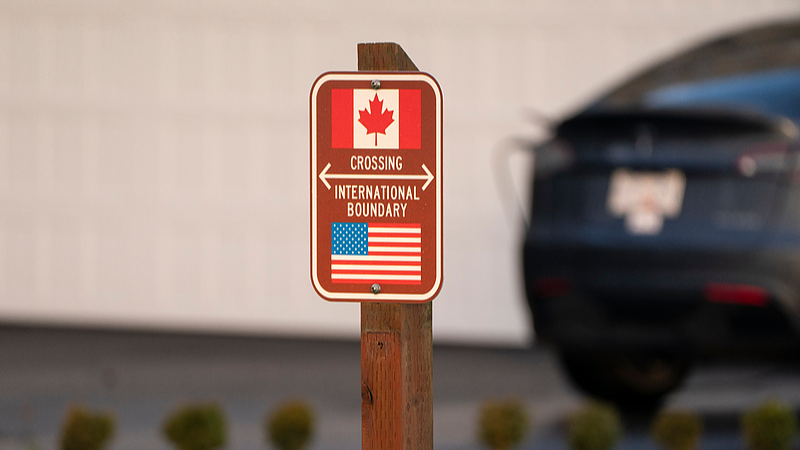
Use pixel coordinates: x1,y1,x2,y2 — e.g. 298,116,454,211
310,41,439,449
358,43,433,450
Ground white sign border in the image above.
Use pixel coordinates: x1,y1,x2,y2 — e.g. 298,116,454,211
310,72,443,302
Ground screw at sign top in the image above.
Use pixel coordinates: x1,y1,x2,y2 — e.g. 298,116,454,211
371,80,381,90
371,284,381,294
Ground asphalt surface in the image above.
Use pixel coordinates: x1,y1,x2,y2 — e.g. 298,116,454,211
0,326,798,450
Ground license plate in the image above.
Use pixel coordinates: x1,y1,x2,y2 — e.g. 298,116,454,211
607,169,686,235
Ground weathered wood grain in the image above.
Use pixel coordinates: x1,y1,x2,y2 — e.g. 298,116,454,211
359,42,433,450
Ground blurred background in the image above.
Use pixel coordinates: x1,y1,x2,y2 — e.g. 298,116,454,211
2,1,800,450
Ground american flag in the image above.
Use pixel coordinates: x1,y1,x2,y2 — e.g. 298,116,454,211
331,222,421,285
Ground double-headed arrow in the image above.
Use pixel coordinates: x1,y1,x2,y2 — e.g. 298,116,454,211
319,163,434,191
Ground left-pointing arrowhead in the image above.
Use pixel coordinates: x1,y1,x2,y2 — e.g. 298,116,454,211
422,164,434,191
319,163,331,190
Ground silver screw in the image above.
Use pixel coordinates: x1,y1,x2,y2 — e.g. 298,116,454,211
371,79,381,90
371,283,381,294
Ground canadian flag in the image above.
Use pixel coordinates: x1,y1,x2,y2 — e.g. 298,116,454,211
331,89,421,149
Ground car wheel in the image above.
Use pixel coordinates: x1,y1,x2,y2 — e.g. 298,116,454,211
560,350,691,410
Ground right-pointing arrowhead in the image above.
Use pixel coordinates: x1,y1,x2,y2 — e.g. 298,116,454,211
422,164,433,191
319,163,332,190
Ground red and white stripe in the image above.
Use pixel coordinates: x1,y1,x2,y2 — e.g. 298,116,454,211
331,223,421,285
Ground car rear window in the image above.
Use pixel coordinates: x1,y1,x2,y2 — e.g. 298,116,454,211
642,69,800,122
592,21,800,122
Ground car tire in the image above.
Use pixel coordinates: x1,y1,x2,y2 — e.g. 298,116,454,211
560,350,691,410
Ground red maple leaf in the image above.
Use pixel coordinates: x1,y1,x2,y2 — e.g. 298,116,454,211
358,94,395,146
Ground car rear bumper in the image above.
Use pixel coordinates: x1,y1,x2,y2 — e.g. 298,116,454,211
523,240,800,354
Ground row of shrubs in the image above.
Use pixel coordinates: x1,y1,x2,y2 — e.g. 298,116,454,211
478,399,799,450
59,396,800,450
60,401,314,450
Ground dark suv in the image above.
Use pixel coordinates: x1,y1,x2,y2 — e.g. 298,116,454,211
523,20,800,405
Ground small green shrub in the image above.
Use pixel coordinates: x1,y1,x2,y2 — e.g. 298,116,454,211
59,406,115,450
266,400,315,450
742,400,798,450
162,403,227,450
477,399,530,450
652,410,703,450
568,402,622,450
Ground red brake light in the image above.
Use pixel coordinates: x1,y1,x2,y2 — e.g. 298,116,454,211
535,277,573,298
704,283,768,307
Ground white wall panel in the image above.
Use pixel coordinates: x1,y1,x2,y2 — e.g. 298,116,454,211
0,0,798,345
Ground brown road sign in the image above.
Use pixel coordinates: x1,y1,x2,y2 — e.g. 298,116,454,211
310,72,442,303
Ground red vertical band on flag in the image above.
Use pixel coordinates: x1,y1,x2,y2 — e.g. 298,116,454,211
399,89,421,149
331,89,353,149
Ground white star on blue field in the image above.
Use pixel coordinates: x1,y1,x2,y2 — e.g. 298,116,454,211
332,222,368,255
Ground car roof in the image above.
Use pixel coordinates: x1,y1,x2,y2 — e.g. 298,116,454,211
593,20,800,110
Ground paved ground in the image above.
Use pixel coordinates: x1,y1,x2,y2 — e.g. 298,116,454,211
0,326,797,450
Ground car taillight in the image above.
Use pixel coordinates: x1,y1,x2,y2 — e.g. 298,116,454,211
534,139,574,176
535,277,573,298
736,142,788,178
703,282,768,307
